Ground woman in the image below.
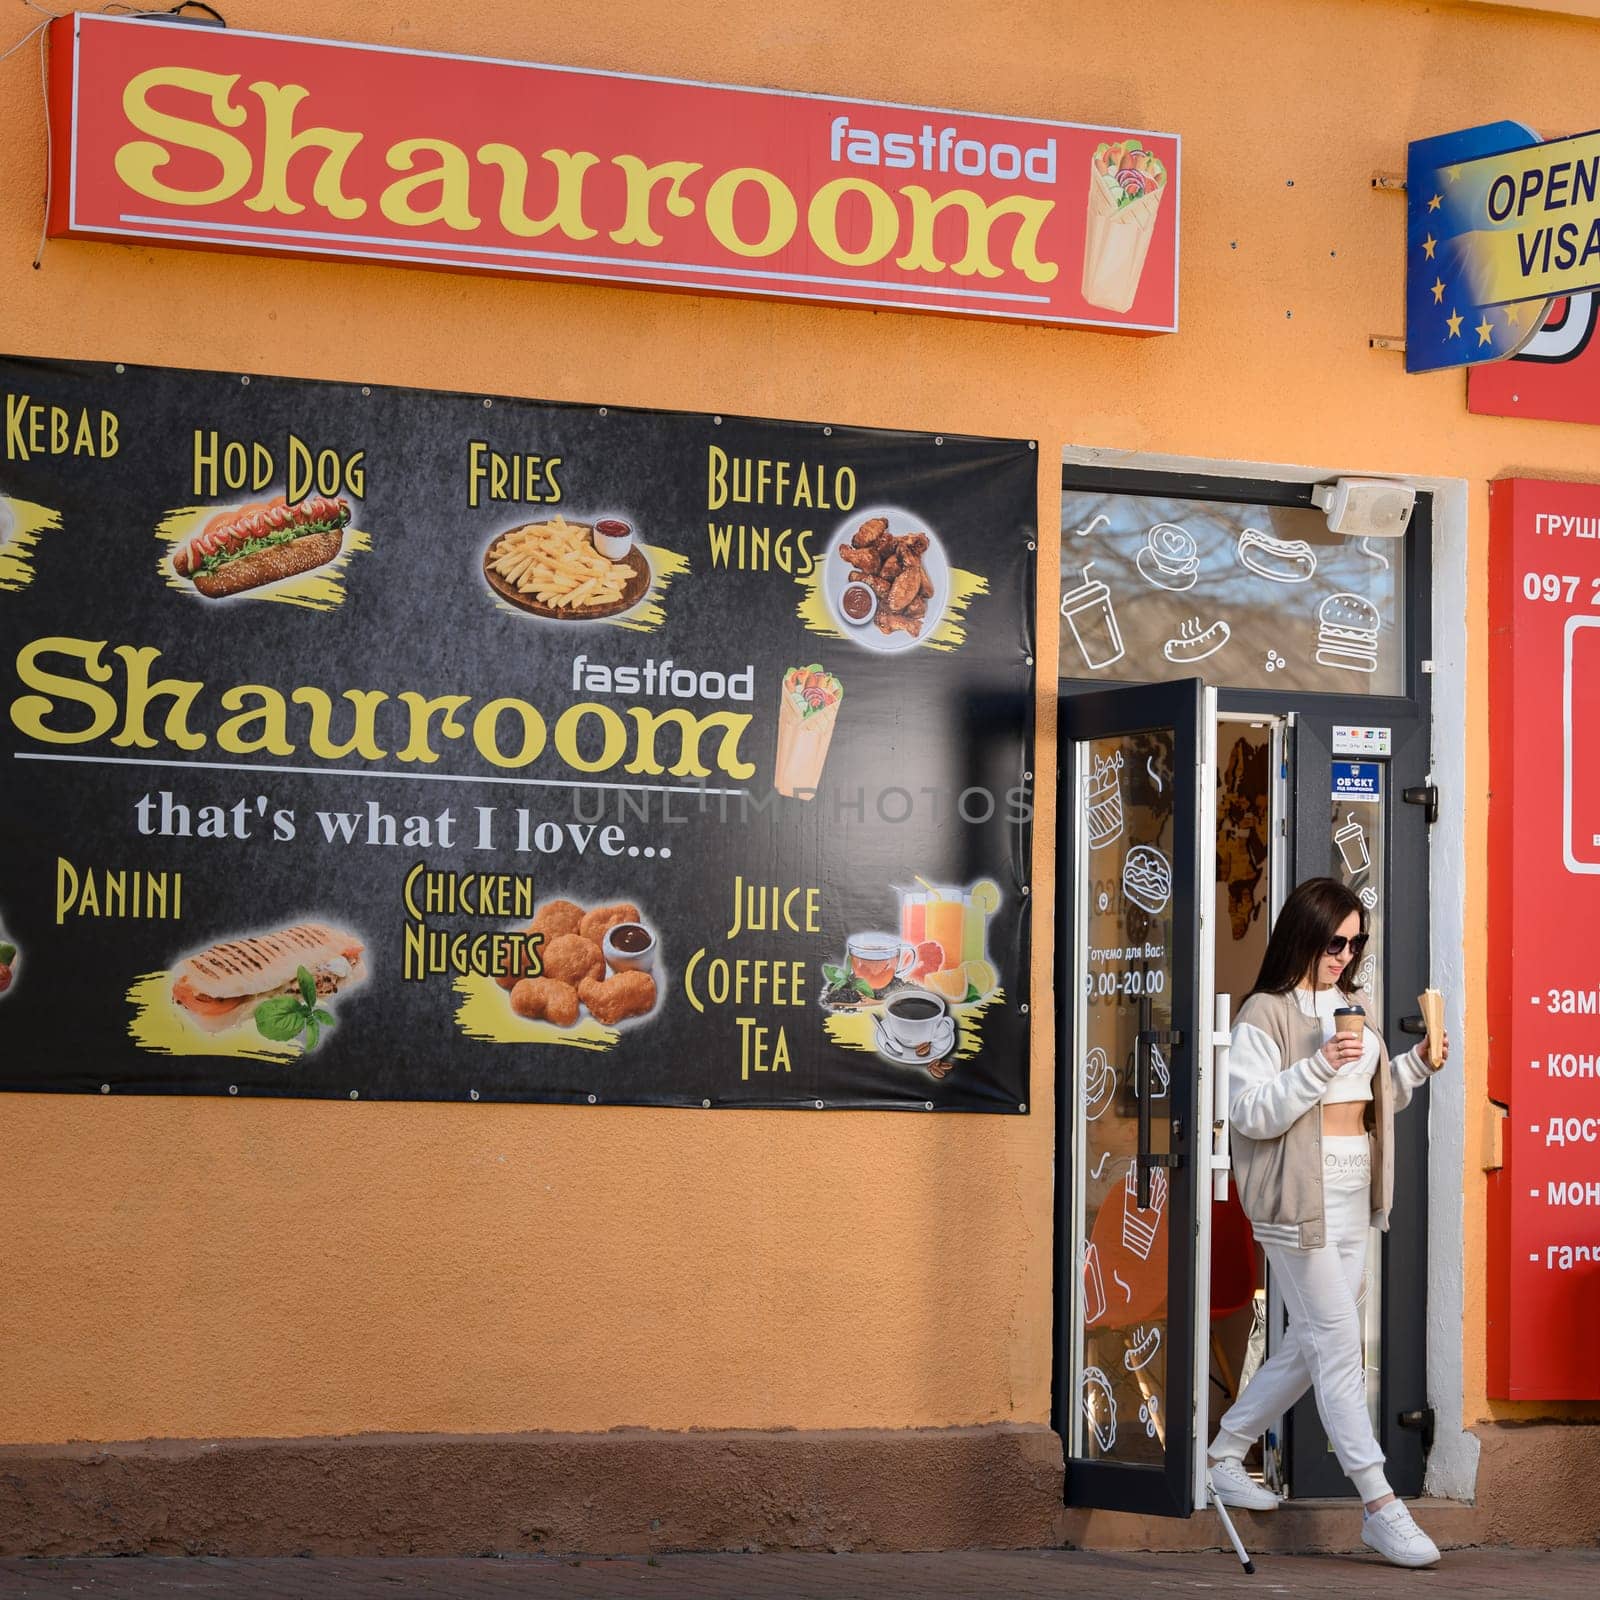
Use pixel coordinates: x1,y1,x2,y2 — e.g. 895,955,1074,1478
1205,877,1448,1569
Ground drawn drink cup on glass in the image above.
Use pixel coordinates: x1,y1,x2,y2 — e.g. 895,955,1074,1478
846,932,916,995
1061,562,1125,672
1081,139,1169,314
1334,811,1369,877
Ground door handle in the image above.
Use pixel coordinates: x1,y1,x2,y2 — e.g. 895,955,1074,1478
1135,1025,1181,1208
1397,1014,1426,1036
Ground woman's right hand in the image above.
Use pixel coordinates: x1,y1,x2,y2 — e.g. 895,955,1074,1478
1319,1031,1365,1073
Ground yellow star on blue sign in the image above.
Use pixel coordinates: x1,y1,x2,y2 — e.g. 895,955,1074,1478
1446,308,1463,338
1422,234,1437,260
1428,193,1443,211
1431,277,1446,303
1476,315,1495,345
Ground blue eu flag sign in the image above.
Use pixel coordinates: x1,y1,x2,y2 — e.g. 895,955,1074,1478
1406,121,1552,374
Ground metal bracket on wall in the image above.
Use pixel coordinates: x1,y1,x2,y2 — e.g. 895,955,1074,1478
1403,783,1439,825
1397,1407,1435,1456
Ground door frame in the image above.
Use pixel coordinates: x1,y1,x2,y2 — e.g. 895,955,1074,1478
1052,676,1214,1518
1054,462,1437,1511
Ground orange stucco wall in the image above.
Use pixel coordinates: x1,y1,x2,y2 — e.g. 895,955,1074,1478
2,0,1599,1450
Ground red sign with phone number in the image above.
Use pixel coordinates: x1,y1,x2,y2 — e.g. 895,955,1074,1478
45,14,1179,332
1488,478,1600,1399
1470,296,1600,425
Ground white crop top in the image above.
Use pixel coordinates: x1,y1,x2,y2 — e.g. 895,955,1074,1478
1295,985,1376,1104
1229,984,1378,1116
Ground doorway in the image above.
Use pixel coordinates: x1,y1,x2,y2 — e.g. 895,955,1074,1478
1054,467,1434,1516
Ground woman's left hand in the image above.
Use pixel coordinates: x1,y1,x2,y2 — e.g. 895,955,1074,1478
1420,1029,1450,1070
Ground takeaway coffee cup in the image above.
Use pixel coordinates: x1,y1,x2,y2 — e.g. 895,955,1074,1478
1333,1004,1365,1037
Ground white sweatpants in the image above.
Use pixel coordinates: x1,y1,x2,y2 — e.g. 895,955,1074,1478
1211,1136,1391,1503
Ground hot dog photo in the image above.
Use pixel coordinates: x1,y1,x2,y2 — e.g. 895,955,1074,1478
158,493,368,610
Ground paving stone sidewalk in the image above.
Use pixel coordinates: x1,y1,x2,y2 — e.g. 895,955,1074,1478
2,1549,1598,1600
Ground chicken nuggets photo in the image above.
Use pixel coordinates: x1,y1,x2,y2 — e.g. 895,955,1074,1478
541,932,605,987
826,508,949,652
529,898,584,940
488,898,661,1034
510,977,580,1027
578,902,639,945
579,970,657,1026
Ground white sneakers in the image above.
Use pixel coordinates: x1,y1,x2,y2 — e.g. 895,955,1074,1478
1361,1499,1442,1567
1207,1456,1280,1511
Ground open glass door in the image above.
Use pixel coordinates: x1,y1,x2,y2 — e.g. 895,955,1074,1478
1056,677,1216,1516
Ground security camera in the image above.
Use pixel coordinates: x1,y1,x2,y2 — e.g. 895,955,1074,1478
1311,477,1416,539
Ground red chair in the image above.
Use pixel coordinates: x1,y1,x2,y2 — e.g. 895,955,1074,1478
1209,1185,1258,1401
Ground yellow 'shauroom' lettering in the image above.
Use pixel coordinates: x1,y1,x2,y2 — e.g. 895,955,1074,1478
395,691,472,763
808,176,900,267
10,637,119,744
897,185,1058,282
215,685,293,756
115,67,252,207
554,703,630,774
112,645,206,752
704,166,797,258
625,707,757,779
610,155,702,247
472,698,546,769
381,138,481,230
477,145,601,239
291,687,389,761
244,81,366,218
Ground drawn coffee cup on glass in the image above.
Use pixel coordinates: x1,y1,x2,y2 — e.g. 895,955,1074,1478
846,931,916,996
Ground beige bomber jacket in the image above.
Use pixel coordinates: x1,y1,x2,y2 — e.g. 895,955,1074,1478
1228,987,1433,1250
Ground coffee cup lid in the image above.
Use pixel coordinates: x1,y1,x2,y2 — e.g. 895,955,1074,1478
1333,1004,1365,1016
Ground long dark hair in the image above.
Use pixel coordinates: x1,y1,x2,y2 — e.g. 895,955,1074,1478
1248,877,1365,999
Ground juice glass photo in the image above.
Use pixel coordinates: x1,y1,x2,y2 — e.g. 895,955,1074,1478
962,893,987,964
924,891,965,971
897,888,927,945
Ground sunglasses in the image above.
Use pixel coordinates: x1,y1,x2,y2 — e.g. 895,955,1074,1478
1324,934,1370,959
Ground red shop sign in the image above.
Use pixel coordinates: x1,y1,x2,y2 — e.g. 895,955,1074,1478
1487,478,1600,1400
1470,295,1600,425
45,14,1179,333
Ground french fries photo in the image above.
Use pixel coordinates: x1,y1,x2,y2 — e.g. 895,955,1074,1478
487,517,630,609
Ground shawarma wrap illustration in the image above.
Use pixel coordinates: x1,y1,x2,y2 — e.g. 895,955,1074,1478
1081,139,1170,314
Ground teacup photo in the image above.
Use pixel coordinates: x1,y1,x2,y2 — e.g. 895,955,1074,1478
846,932,915,994
882,988,949,1049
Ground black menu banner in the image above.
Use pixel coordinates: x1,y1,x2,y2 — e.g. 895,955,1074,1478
0,355,1035,1110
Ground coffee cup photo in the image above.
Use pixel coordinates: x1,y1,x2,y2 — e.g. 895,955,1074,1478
882,989,949,1049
